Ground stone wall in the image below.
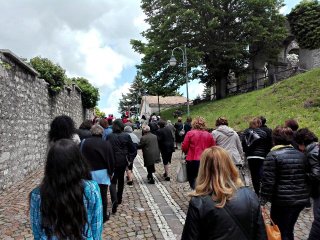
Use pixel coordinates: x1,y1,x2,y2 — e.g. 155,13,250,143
299,48,320,70
0,50,88,191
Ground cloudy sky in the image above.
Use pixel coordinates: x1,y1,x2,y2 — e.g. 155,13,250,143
0,0,300,117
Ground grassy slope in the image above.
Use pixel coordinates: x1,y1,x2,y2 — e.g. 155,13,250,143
161,68,320,136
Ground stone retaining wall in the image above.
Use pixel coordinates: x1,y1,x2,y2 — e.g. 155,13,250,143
0,50,90,191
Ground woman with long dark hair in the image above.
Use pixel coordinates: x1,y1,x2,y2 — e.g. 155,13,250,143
29,139,103,239
182,146,266,239
48,115,81,145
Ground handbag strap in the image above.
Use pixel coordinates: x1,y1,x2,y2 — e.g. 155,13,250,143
224,205,250,240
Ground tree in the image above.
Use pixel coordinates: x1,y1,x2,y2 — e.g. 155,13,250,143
29,56,66,94
131,0,287,99
288,0,320,50
94,106,106,118
71,77,100,109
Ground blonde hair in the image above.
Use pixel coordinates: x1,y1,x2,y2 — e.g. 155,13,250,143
191,116,207,130
190,146,243,208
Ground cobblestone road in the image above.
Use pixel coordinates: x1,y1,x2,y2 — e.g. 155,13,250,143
0,147,314,239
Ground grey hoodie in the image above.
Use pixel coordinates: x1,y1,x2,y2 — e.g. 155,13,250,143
212,125,244,165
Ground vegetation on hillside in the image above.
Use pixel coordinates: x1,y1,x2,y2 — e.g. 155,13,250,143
288,0,320,49
160,68,320,136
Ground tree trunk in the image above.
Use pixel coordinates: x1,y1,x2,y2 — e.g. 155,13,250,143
215,77,227,100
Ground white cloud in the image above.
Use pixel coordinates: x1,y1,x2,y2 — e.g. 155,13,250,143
0,0,147,112
101,82,131,118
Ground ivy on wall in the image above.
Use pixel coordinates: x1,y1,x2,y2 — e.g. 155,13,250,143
288,0,320,50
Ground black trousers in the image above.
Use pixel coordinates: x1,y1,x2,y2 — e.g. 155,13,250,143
248,158,264,196
186,160,200,190
146,164,155,179
271,204,304,240
110,166,126,206
98,184,109,223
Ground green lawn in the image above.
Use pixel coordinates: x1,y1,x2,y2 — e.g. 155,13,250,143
160,68,320,136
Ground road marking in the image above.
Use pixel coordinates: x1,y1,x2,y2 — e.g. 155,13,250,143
135,155,186,225
132,162,176,239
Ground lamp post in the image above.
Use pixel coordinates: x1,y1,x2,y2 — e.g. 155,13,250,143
169,45,189,116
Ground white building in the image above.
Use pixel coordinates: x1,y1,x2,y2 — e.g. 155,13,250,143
140,95,187,118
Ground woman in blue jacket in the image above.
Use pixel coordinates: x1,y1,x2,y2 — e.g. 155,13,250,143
29,139,103,239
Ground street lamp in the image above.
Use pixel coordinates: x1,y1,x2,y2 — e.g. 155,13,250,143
169,45,189,116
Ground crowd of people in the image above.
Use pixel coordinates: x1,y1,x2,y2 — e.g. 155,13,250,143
28,113,320,239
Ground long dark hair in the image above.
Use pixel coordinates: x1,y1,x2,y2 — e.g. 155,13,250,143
40,139,91,239
48,115,76,142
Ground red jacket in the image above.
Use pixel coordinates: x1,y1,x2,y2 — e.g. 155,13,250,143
182,129,216,161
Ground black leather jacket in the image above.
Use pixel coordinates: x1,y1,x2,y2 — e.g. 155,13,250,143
242,128,269,158
309,204,320,240
108,132,137,168
261,145,310,206
181,188,267,240
305,142,320,198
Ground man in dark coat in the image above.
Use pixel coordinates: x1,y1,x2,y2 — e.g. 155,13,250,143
156,120,175,181
139,125,161,184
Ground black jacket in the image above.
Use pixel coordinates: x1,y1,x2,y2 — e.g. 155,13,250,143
309,204,320,240
76,129,92,141
81,136,114,176
181,187,267,240
108,132,137,169
156,127,174,154
260,145,310,206
305,142,320,198
242,128,269,158
260,125,273,152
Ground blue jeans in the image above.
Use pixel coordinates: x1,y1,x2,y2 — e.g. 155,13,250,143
271,204,304,240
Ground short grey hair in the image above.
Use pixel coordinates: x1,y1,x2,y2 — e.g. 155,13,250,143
90,124,104,136
124,126,133,133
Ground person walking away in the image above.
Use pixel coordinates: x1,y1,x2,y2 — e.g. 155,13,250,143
29,139,103,239
148,115,159,135
100,118,113,141
124,126,140,185
81,125,115,223
156,120,175,181
259,116,273,152
48,115,81,146
138,125,161,184
183,116,192,136
182,116,216,189
242,117,269,196
174,117,184,149
295,128,320,217
166,120,176,142
182,146,267,240
284,118,300,149
76,120,93,141
212,117,244,166
260,126,310,240
108,119,137,214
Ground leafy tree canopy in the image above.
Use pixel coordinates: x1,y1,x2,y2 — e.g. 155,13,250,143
29,56,66,93
288,0,320,49
71,77,100,109
94,106,106,118
131,0,287,99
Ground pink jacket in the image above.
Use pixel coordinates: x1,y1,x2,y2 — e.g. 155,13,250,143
182,129,216,161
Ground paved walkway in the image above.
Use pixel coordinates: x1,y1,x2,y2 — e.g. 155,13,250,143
0,150,314,239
